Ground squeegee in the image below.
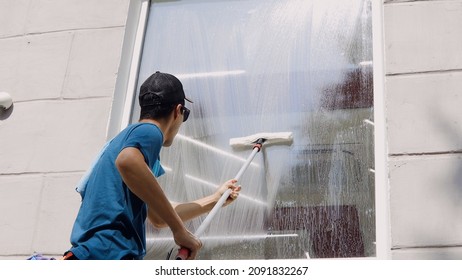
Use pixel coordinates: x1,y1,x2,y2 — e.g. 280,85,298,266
174,131,293,260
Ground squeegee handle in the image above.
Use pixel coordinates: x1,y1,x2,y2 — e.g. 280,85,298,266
234,144,261,181
175,187,231,259
175,142,263,260
188,143,261,237
175,187,232,259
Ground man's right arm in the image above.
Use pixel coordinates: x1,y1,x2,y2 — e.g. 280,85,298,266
115,147,202,259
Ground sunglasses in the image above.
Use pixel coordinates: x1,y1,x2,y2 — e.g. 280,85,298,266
180,105,190,122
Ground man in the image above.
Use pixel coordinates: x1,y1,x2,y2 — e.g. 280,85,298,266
64,71,240,260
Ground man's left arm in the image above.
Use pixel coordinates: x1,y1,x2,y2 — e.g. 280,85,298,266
148,179,240,228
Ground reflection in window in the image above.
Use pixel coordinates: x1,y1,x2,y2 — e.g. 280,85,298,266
132,0,374,259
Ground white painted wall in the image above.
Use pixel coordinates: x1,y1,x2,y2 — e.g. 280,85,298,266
1,0,461,260
0,0,129,259
384,0,462,259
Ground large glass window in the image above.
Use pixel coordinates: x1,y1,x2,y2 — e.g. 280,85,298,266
132,0,374,259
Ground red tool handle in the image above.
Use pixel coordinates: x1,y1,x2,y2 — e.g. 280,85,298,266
175,247,190,260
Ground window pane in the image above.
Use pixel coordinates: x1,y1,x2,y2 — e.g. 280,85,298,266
133,0,374,259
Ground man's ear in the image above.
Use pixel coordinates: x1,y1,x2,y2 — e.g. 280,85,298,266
173,104,182,120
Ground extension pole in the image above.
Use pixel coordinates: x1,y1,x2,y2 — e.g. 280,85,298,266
175,139,265,260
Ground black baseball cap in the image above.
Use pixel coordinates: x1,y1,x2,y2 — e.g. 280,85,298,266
139,71,193,107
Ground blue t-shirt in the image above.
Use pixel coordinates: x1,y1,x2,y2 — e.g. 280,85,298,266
69,123,164,260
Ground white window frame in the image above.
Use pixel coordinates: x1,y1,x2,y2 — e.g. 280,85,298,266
107,0,150,139
371,0,391,260
110,0,390,259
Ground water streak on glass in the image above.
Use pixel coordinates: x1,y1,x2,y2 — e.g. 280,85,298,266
131,0,374,259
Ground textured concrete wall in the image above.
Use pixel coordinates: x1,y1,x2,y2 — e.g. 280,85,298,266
384,0,462,259
0,0,129,259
